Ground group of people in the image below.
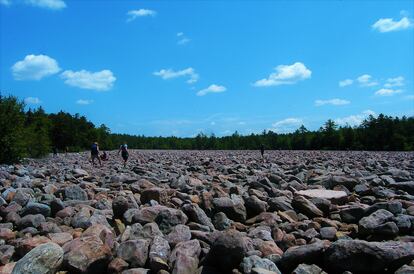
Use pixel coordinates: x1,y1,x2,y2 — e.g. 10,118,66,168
90,142,129,167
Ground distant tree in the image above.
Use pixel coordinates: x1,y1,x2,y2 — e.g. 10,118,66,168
0,95,27,163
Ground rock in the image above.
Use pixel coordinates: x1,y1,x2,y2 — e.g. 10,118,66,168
389,181,414,195
359,209,398,237
166,224,191,247
73,168,89,177
395,264,414,274
259,241,283,257
213,212,232,231
0,245,15,265
240,255,281,274
12,243,63,274
117,239,150,267
292,263,327,274
63,235,112,273
113,196,130,219
182,203,215,231
169,240,201,274
319,227,337,241
296,189,347,201
155,208,188,234
140,188,169,205
108,257,129,273
268,196,293,212
17,214,46,229
292,196,323,218
324,239,414,273
279,240,331,272
244,196,268,218
204,230,249,272
213,195,247,223
339,206,366,223
64,185,88,201
149,236,170,272
48,232,73,246
21,202,51,217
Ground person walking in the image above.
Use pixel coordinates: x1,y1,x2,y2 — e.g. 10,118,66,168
260,144,265,159
91,142,102,166
118,142,129,167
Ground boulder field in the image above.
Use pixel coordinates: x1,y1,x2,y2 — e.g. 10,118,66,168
0,150,413,274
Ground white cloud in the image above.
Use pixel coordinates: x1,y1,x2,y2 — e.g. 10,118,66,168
196,84,226,96
384,76,404,88
253,62,311,87
339,79,353,87
375,88,402,96
315,98,350,106
24,97,41,104
176,32,191,45
335,110,376,126
127,9,156,22
1,0,66,8
357,74,378,87
372,16,413,32
61,69,116,91
153,67,199,84
270,118,303,133
76,99,93,105
12,54,60,80
0,0,11,6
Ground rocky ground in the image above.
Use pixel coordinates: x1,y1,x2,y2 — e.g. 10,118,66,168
0,150,414,274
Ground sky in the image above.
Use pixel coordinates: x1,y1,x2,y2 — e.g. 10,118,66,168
1,0,413,137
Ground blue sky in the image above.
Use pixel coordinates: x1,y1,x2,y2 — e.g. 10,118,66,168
1,0,413,137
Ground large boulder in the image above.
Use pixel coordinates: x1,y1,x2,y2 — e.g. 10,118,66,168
213,195,247,222
204,230,249,272
63,235,112,273
291,196,323,218
324,240,414,273
279,240,331,272
117,239,151,268
12,243,63,274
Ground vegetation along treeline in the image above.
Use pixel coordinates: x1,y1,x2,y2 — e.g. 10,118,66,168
1,95,413,163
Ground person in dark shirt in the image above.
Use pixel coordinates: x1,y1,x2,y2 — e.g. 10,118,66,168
118,142,129,167
90,142,102,166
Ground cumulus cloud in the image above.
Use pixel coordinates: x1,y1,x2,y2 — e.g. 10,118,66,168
339,79,353,87
315,98,350,106
357,74,378,87
270,118,303,133
372,16,413,32
375,88,402,96
0,0,11,6
76,99,93,105
153,67,199,84
127,9,156,22
196,84,226,96
61,69,116,91
12,54,61,80
335,110,376,126
253,62,311,87
25,0,66,9
24,97,41,104
384,76,404,88
176,32,191,45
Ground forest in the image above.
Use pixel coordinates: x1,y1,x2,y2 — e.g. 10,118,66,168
1,95,413,164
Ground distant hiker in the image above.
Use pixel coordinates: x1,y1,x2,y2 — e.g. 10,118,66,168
65,146,69,154
52,147,58,157
118,142,129,167
100,151,108,161
91,142,102,166
260,144,265,159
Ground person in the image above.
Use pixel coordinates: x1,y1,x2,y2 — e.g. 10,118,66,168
52,147,58,157
91,142,102,166
260,144,265,159
100,151,108,161
118,142,129,167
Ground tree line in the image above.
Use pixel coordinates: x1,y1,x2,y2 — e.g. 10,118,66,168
1,95,413,164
